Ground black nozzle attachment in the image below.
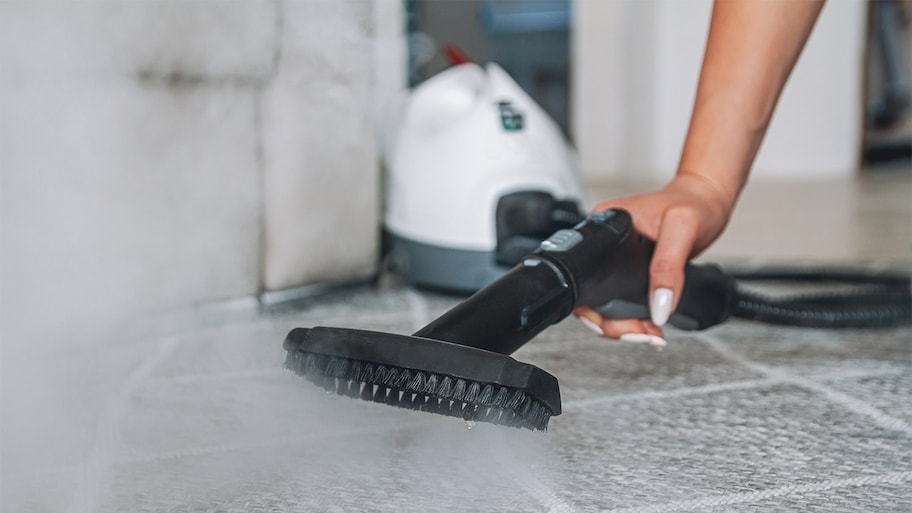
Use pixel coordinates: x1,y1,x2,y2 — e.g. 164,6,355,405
284,208,740,431
284,327,560,430
416,209,737,355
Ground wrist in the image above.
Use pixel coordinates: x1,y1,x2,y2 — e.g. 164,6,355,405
667,170,737,220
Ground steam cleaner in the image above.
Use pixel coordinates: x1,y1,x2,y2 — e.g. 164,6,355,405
284,209,911,431
383,62,585,293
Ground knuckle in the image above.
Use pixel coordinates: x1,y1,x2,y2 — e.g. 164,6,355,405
650,257,680,276
664,205,700,224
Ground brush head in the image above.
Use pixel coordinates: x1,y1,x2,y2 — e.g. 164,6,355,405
283,327,561,431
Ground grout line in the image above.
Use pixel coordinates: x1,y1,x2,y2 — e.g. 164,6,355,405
7,417,441,485
481,435,580,513
143,368,287,386
563,365,909,412
600,470,912,513
781,377,912,434
515,475,580,513
795,365,909,381
65,334,183,513
563,378,782,411
113,419,436,468
699,333,912,435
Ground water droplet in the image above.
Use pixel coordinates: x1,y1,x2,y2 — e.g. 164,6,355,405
465,420,476,430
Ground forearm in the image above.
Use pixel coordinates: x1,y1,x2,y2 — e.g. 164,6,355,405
585,0,825,341
677,0,825,214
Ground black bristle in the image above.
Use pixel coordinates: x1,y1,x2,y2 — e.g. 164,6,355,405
408,372,426,393
492,387,509,408
328,357,349,378
360,382,375,401
284,330,559,431
344,379,359,398
462,404,479,421
478,384,494,406
394,369,412,389
437,376,454,397
349,360,363,382
380,366,395,386
408,393,425,410
384,388,400,407
303,353,318,374
359,362,375,383
423,374,438,395
420,397,441,413
507,389,526,410
452,379,467,402
372,385,388,403
286,352,555,430
519,396,534,416
318,373,335,394
464,382,480,404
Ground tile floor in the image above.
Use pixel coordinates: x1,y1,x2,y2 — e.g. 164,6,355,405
1,170,910,512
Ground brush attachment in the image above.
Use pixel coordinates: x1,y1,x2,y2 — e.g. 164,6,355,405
280,209,906,433
281,210,737,432
284,327,561,431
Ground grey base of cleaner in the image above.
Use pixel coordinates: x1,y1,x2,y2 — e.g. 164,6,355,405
384,230,509,294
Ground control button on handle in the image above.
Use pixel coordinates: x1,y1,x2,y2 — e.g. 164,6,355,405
539,229,583,252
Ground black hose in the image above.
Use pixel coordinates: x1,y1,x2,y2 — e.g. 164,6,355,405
727,267,911,329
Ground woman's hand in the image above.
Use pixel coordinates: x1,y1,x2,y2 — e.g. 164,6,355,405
573,172,734,349
574,0,824,348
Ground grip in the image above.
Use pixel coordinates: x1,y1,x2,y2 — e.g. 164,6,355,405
594,263,736,330
535,209,736,330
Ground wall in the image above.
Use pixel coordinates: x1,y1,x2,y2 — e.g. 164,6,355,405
259,1,384,292
0,0,404,344
572,0,867,181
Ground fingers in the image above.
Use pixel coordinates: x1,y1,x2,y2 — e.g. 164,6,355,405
649,208,700,326
593,197,661,241
650,288,675,327
573,307,667,350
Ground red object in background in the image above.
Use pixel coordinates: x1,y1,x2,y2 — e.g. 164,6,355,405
444,43,473,65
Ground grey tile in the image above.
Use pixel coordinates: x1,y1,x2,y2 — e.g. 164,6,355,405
710,321,911,376
698,483,912,513
261,286,416,329
821,371,912,425
1,471,79,513
6,282,911,512
119,374,356,457
95,422,560,513
144,320,296,380
547,383,912,511
515,322,764,403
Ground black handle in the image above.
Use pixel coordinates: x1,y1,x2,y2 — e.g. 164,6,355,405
535,209,737,330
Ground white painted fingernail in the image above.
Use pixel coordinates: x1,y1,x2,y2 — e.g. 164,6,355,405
620,333,668,350
578,316,604,336
651,288,674,326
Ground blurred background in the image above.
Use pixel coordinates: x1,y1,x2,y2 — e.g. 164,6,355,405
1,2,910,511
1,0,910,416
409,0,911,177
